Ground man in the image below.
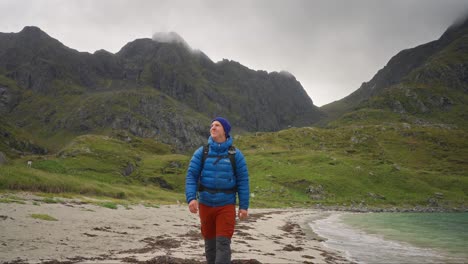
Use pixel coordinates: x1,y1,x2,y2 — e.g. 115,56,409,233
185,117,249,264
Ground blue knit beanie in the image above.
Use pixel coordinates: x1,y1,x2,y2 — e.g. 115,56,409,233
212,117,231,138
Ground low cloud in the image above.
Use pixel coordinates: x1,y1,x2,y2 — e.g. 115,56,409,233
278,70,295,79
152,32,190,48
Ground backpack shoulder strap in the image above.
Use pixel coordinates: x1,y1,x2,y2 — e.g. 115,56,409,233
201,144,209,171
197,144,210,198
228,146,237,176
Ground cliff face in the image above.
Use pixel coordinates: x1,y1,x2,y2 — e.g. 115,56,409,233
115,38,323,131
0,27,323,152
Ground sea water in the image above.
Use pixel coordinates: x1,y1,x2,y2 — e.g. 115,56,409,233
309,212,468,263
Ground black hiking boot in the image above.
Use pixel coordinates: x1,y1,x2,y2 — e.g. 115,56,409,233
204,238,216,264
215,236,231,264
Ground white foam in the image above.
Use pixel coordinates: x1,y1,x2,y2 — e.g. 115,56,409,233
309,213,454,264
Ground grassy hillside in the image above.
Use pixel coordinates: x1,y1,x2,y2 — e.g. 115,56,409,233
0,133,186,204
237,125,467,208
1,124,466,209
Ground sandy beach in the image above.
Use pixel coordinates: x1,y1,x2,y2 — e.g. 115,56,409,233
0,194,350,264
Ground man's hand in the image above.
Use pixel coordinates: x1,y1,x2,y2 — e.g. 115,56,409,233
188,200,199,214
238,209,248,220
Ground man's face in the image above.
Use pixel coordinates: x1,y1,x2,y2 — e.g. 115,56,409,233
210,121,226,142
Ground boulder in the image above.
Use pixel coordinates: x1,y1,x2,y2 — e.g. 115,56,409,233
122,162,134,176
0,151,7,165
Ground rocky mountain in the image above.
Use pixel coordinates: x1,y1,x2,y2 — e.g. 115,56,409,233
0,26,323,155
321,16,468,128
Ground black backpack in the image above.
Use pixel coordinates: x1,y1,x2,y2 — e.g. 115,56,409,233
197,144,237,194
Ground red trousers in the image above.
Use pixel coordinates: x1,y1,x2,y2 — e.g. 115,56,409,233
199,203,236,239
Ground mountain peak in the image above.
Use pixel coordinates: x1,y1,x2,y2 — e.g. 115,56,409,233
19,26,48,37
438,14,468,43
450,13,468,29
16,26,62,48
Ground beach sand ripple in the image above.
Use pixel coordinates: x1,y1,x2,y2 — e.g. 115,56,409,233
0,194,350,264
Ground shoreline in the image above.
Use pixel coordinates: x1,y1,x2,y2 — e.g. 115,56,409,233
310,211,468,264
0,194,350,264
312,204,468,213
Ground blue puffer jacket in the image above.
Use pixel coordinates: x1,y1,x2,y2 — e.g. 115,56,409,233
185,136,249,210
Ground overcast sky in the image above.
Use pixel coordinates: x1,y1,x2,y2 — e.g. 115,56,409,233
1,0,467,106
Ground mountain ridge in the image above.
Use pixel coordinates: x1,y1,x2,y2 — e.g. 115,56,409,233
0,26,323,154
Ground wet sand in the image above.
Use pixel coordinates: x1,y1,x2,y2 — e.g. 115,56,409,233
0,194,350,263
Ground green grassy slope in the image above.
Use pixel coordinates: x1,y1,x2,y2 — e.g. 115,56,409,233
1,125,466,209
235,126,467,208
0,134,186,203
